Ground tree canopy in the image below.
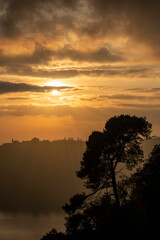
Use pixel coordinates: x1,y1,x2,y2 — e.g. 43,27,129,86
41,114,160,239
77,115,152,206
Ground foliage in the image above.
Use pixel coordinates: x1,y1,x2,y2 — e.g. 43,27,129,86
40,115,160,239
40,228,65,240
129,144,160,233
62,193,87,215
77,115,152,206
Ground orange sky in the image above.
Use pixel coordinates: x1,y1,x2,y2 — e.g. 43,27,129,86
0,0,160,143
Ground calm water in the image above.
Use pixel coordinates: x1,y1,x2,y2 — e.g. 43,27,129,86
0,213,65,240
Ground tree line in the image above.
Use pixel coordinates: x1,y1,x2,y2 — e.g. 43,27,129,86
41,114,160,239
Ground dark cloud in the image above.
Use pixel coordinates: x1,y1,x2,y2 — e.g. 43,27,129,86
1,0,160,56
0,61,152,79
0,67,80,78
80,67,150,78
23,69,80,78
7,97,30,100
120,103,160,109
126,88,160,93
52,47,123,63
81,94,160,101
0,0,80,38
88,0,160,53
106,94,160,100
0,43,53,66
147,88,160,92
33,66,150,78
0,44,123,71
0,81,74,94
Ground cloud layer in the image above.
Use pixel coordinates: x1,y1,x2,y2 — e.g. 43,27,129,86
88,0,160,52
1,0,160,52
0,81,74,94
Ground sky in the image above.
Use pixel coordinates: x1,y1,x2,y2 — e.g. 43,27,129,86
0,0,160,144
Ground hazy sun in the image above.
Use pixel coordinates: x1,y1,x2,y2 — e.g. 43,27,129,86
51,90,60,96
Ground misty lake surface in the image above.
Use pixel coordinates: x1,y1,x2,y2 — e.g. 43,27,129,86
0,213,65,240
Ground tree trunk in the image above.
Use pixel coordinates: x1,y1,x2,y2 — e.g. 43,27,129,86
111,167,120,207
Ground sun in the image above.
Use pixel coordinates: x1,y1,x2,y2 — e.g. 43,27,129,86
51,90,60,96
45,80,67,96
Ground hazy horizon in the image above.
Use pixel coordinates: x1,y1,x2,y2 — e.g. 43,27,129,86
1,126,160,145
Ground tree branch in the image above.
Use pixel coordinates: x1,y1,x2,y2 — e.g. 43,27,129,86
86,181,112,199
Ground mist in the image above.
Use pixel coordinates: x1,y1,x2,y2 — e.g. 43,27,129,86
0,138,85,215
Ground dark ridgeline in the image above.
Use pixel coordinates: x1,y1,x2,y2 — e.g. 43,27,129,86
41,115,160,239
0,138,85,214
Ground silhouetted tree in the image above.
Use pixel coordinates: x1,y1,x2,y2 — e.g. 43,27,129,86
128,144,160,235
40,228,65,240
42,115,158,239
62,115,152,236
77,115,151,206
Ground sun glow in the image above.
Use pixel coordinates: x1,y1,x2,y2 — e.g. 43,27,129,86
46,80,67,87
51,90,60,96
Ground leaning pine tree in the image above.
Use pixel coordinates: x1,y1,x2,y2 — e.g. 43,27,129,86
63,115,152,234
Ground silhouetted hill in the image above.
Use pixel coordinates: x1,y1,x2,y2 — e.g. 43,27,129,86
0,138,85,214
